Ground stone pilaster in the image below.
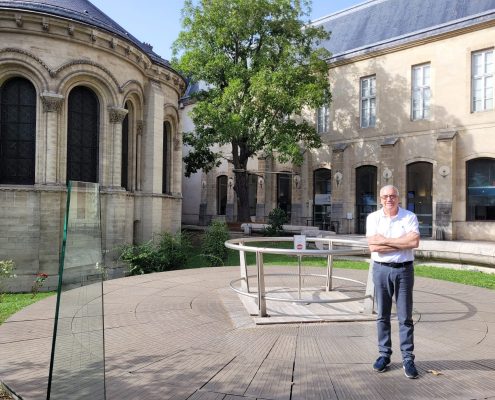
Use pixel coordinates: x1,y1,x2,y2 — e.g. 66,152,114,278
331,143,347,232
435,131,457,239
40,92,64,184
136,120,144,191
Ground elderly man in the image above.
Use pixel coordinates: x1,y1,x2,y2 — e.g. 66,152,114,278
366,185,420,379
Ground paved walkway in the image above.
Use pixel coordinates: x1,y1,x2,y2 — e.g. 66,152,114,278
1,265,495,399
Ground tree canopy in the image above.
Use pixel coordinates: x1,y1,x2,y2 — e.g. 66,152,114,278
173,0,331,221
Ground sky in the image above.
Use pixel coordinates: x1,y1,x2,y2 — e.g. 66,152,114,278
90,0,366,61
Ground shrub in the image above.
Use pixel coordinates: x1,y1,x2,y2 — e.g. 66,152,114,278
201,220,229,266
0,260,15,302
120,232,192,275
263,208,288,236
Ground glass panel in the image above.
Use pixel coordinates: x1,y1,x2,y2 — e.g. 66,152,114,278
217,175,227,215
47,181,105,399
467,158,495,221
313,169,332,229
277,173,292,218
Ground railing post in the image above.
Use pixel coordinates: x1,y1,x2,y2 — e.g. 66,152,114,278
297,255,302,299
256,251,267,317
362,259,375,314
239,241,250,293
326,240,333,291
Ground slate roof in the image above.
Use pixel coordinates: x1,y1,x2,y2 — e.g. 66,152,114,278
0,0,170,67
312,0,495,62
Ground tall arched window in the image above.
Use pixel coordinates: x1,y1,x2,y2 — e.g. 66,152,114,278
0,77,36,184
355,165,377,234
217,175,228,215
277,172,292,218
467,158,495,220
122,102,130,190
313,168,332,229
407,162,432,236
67,86,99,183
162,121,172,194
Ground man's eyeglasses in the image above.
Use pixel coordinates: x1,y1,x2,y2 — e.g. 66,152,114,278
380,194,397,200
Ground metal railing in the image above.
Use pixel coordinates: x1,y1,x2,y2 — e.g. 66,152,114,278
225,236,373,317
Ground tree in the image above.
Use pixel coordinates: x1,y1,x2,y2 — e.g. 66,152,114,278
173,0,331,222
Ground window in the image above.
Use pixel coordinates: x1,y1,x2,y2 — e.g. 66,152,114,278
360,76,376,128
67,86,99,183
466,158,495,221
316,104,329,134
355,165,377,234
472,49,493,112
162,122,171,194
0,77,36,184
248,173,258,216
313,169,332,230
277,172,292,218
217,175,228,215
412,64,431,120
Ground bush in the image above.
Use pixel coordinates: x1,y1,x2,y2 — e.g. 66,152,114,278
0,260,15,302
201,220,229,266
263,208,288,236
119,232,192,275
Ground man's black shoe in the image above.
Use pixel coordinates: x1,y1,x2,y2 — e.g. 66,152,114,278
373,356,391,372
403,359,419,379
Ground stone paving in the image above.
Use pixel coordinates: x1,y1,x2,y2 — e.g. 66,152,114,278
1,265,495,399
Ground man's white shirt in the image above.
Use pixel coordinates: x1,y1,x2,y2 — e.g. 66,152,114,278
366,207,419,263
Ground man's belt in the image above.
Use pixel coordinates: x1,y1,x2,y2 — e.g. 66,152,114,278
374,261,413,268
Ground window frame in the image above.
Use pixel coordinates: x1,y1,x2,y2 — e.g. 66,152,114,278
360,75,376,128
411,63,431,120
471,48,494,113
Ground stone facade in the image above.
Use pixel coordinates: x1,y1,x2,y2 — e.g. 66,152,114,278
0,2,185,290
181,1,495,241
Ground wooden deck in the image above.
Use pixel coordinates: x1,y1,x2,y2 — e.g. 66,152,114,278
1,266,495,399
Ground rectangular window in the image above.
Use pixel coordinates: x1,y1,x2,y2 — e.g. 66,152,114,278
472,49,493,112
316,104,329,134
411,64,431,120
360,76,376,128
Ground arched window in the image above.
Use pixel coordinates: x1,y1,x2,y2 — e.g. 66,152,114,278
67,86,99,183
467,158,495,221
277,172,292,218
121,102,130,190
0,77,36,184
407,162,432,236
355,165,377,234
217,175,228,215
162,121,172,194
313,168,332,229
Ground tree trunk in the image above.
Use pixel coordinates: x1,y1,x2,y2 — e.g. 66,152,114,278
234,171,250,222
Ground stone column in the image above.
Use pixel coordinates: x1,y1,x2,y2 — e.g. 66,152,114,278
40,92,64,184
135,120,144,191
107,106,128,188
256,157,267,222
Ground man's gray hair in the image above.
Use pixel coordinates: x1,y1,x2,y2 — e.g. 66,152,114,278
380,185,399,197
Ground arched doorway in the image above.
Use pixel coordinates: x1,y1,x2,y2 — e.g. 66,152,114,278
407,162,433,236
355,165,377,234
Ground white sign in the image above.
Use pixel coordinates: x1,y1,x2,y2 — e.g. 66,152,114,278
294,235,306,251
315,193,331,205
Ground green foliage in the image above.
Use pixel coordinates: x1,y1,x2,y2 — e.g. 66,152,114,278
173,0,331,220
119,232,192,275
263,208,289,236
201,221,230,266
0,260,16,302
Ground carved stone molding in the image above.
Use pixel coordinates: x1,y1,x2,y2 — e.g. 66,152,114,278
42,17,49,31
40,92,64,113
67,24,74,36
108,106,128,124
15,14,22,27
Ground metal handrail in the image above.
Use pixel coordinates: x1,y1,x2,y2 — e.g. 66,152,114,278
225,236,372,317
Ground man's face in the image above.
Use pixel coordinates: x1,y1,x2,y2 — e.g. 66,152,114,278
380,188,399,214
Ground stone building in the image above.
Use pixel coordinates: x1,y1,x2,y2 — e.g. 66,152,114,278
182,0,495,242
0,0,186,290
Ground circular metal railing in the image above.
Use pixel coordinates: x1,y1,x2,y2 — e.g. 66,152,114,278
225,236,373,317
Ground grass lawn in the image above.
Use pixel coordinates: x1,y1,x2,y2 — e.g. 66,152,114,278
0,292,55,324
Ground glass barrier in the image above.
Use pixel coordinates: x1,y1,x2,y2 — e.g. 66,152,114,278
47,181,106,400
